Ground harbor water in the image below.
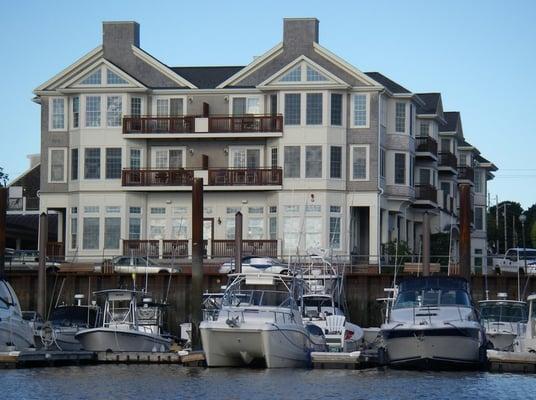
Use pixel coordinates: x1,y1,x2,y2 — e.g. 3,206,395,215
2,365,536,400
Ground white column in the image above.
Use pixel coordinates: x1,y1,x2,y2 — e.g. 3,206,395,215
381,209,389,245
369,202,379,265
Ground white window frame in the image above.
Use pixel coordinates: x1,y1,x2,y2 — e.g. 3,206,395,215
228,95,263,115
49,97,67,131
151,95,187,116
150,146,186,169
394,152,408,186
48,147,67,183
129,96,145,117
282,91,302,126
71,96,80,129
351,93,370,128
305,92,323,126
228,145,264,168
329,92,345,127
129,148,144,169
83,95,102,128
395,102,407,133
106,95,123,128
350,145,370,181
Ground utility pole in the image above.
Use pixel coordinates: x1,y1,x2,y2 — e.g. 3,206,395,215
234,212,243,274
38,212,48,317
422,212,430,277
190,178,204,350
503,203,508,253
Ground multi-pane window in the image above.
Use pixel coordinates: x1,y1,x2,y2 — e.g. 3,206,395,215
171,218,188,239
85,96,101,127
248,218,264,239
441,138,451,152
51,98,65,129
106,96,122,127
306,93,322,125
70,215,78,249
353,94,367,127
331,94,342,126
305,217,322,249
84,148,101,179
419,168,431,185
395,153,406,184
420,121,429,137
232,97,260,115
72,97,80,128
474,206,484,230
269,217,277,240
283,216,301,251
284,146,301,178
104,217,121,249
230,148,260,169
130,149,141,170
305,146,322,178
306,66,328,81
71,149,78,180
50,149,65,182
83,217,100,249
352,146,368,180
131,97,142,117
380,148,386,178
105,148,122,179
80,69,101,85
441,182,451,196
280,66,301,82
129,207,141,240
284,94,301,125
271,147,278,167
330,146,342,179
106,69,128,84
329,216,341,249
459,154,467,166
395,102,406,133
475,170,484,193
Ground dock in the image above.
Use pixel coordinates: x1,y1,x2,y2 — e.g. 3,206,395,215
311,350,381,369
487,350,536,373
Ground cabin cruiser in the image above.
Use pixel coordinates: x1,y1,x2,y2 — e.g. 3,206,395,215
381,276,486,369
200,273,326,368
0,279,35,351
75,290,171,352
479,294,527,351
514,294,536,352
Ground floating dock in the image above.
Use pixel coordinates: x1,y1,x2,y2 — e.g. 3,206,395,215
311,350,380,369
487,350,536,373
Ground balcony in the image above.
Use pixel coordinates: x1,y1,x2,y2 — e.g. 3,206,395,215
122,114,283,138
415,136,438,159
414,184,437,206
122,168,283,190
438,152,457,173
457,166,475,184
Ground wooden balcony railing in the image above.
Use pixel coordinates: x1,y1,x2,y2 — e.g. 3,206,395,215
123,116,195,134
438,152,457,169
162,240,189,258
122,240,160,257
458,166,475,182
208,168,282,186
208,115,283,133
415,184,437,203
212,239,278,258
122,169,194,186
415,136,438,156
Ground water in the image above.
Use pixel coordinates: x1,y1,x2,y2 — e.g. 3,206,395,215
1,365,535,400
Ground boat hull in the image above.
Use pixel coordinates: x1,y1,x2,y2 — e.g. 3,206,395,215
0,320,35,351
75,328,171,352
200,322,314,368
383,327,484,370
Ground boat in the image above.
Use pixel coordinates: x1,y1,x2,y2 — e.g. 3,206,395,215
479,293,527,351
381,276,487,369
200,272,326,368
298,253,363,352
514,294,536,352
0,279,35,351
75,289,172,352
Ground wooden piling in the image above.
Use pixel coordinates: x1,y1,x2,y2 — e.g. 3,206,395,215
38,212,48,317
190,178,204,350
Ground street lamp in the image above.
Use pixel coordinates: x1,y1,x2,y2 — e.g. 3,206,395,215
519,213,527,301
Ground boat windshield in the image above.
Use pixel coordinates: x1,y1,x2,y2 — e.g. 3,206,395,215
394,289,471,309
480,302,527,323
50,306,99,327
222,290,296,309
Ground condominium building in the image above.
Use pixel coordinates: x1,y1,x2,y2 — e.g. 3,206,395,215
33,19,496,264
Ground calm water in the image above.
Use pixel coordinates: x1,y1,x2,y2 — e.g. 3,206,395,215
1,365,536,400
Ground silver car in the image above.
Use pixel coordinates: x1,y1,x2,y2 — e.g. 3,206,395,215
95,256,179,274
218,256,289,275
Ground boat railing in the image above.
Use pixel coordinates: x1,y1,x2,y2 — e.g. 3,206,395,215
215,307,297,325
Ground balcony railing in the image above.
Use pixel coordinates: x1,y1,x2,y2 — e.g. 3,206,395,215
458,166,475,182
415,184,437,203
208,115,283,133
438,152,457,170
122,169,194,186
123,240,160,257
47,241,65,261
162,240,189,258
123,116,195,134
415,136,438,156
213,239,278,258
208,168,282,186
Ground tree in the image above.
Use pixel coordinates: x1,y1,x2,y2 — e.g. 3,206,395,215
430,232,451,265
487,201,524,253
0,166,7,187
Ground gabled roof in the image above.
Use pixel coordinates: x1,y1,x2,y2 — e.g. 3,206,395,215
364,72,411,94
170,66,245,89
440,111,460,132
416,93,441,114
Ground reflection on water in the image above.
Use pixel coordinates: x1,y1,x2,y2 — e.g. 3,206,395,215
2,365,536,400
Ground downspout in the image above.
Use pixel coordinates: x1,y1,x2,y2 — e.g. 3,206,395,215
377,90,385,273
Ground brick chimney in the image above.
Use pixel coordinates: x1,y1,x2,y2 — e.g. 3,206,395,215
102,21,140,62
283,18,319,49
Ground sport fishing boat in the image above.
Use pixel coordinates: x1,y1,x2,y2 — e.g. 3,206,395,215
200,273,326,368
0,279,35,351
75,290,171,352
381,276,486,369
479,293,527,351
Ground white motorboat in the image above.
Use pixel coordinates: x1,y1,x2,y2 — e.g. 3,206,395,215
479,294,527,351
381,276,486,369
200,273,326,368
75,290,171,352
0,279,35,351
514,294,536,352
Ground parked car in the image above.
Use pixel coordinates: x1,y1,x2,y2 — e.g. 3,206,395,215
94,256,179,274
493,248,536,274
218,256,289,275
6,249,61,272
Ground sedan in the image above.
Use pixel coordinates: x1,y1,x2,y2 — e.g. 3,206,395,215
95,256,179,274
218,256,289,275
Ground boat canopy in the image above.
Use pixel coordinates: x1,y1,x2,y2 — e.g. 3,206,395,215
398,277,470,293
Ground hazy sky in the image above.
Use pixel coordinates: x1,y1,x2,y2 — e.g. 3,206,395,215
1,0,534,207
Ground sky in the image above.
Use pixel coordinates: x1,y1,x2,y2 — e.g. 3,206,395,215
0,0,535,207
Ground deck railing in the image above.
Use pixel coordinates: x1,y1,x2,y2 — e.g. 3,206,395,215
212,239,278,258
458,166,475,182
415,184,437,203
208,168,282,186
123,116,195,134
122,169,194,186
46,242,65,261
415,136,438,156
162,240,189,258
438,152,457,169
208,115,283,133
122,240,160,257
